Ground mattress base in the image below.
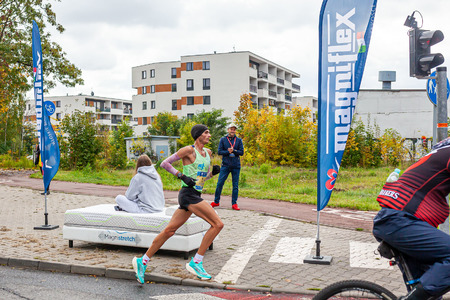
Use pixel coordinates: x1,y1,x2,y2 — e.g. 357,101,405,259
63,226,208,257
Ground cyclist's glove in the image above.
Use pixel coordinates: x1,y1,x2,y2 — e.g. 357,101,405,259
180,174,196,187
212,165,220,176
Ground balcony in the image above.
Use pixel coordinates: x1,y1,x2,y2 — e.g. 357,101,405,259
277,78,285,85
111,119,122,124
257,88,269,98
269,90,277,98
124,108,132,114
250,85,257,93
292,83,301,91
285,95,292,101
97,107,111,113
258,71,268,79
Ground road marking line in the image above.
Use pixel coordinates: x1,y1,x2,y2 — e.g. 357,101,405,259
269,237,315,264
214,218,282,284
349,241,393,269
154,293,220,299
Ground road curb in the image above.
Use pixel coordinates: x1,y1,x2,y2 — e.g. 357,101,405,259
0,256,309,295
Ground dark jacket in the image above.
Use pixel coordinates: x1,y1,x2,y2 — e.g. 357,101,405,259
218,135,244,168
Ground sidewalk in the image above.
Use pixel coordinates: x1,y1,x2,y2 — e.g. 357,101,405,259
0,173,406,297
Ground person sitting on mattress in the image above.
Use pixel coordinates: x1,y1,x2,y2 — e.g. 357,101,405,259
115,154,164,213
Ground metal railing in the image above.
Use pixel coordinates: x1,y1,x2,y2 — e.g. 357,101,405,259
292,83,301,91
285,95,292,101
277,78,285,84
250,85,257,93
269,90,277,98
258,71,268,79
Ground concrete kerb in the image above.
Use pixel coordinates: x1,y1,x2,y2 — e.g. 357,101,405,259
0,256,306,295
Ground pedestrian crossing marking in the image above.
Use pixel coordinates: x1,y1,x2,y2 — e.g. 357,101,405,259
349,241,393,270
214,218,282,284
269,237,315,264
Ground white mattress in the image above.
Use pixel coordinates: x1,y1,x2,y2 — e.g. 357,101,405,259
64,204,211,236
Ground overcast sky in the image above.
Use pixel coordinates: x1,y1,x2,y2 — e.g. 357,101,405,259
43,0,450,100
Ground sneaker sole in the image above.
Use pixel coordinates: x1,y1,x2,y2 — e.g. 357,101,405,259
185,263,212,280
132,257,144,284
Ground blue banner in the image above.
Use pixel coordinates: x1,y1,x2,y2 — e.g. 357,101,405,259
32,21,60,193
317,0,377,211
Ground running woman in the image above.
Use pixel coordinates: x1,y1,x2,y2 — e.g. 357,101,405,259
132,124,222,283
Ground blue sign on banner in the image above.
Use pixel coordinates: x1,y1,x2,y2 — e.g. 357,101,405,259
44,101,56,116
426,71,449,106
33,21,60,193
317,0,377,211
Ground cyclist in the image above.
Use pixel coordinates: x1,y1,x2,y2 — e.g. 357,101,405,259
132,124,223,283
373,137,450,300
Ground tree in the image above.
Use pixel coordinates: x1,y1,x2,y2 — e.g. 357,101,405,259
59,111,102,169
110,118,134,169
0,0,83,155
148,112,181,136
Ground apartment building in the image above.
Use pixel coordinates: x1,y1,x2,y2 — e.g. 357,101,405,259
131,51,301,136
24,94,134,132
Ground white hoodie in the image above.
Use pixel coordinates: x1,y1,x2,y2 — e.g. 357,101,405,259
123,165,165,213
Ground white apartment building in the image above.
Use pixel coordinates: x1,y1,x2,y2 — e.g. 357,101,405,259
24,94,134,132
131,51,301,136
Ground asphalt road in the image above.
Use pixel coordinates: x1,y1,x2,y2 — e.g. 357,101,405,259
0,266,313,300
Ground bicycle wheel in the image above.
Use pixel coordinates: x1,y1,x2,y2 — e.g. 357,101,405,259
313,280,398,300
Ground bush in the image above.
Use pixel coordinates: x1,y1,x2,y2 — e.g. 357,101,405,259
59,111,103,170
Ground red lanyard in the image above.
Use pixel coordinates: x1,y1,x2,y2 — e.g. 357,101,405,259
227,136,236,148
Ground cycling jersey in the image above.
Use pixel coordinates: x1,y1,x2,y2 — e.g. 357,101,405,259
376,145,450,227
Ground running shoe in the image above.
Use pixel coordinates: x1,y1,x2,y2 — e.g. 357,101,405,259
132,256,147,284
186,258,212,280
232,204,240,211
211,202,220,208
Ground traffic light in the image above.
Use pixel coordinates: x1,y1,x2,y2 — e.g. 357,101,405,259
409,28,445,78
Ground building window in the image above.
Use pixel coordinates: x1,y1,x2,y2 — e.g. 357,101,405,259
187,113,194,119
203,78,210,90
187,79,194,91
151,85,155,93
203,61,210,70
151,116,154,123
151,100,156,109
187,97,194,105
142,101,147,110
56,113,61,120
142,70,147,79
172,100,177,110
142,86,147,94
186,62,193,71
143,117,147,125
150,69,155,78
172,83,177,92
171,67,177,78
56,101,61,107
203,96,211,105
28,104,31,110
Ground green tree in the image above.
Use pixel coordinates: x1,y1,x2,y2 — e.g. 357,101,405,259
148,112,181,136
110,118,134,169
59,111,102,169
0,0,83,156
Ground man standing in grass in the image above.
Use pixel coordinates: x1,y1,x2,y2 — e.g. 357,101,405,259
132,124,222,283
212,123,244,211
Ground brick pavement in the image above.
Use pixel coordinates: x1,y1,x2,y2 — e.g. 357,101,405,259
0,174,411,298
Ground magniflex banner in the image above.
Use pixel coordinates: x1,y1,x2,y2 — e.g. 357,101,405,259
32,21,60,193
317,0,377,211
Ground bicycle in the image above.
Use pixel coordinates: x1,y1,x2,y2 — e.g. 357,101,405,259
312,241,449,300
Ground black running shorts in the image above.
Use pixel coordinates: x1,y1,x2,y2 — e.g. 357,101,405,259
178,187,203,211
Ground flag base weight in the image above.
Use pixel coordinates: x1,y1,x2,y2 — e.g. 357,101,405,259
303,254,332,265
34,224,59,230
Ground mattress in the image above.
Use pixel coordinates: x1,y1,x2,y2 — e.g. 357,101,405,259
64,204,210,236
